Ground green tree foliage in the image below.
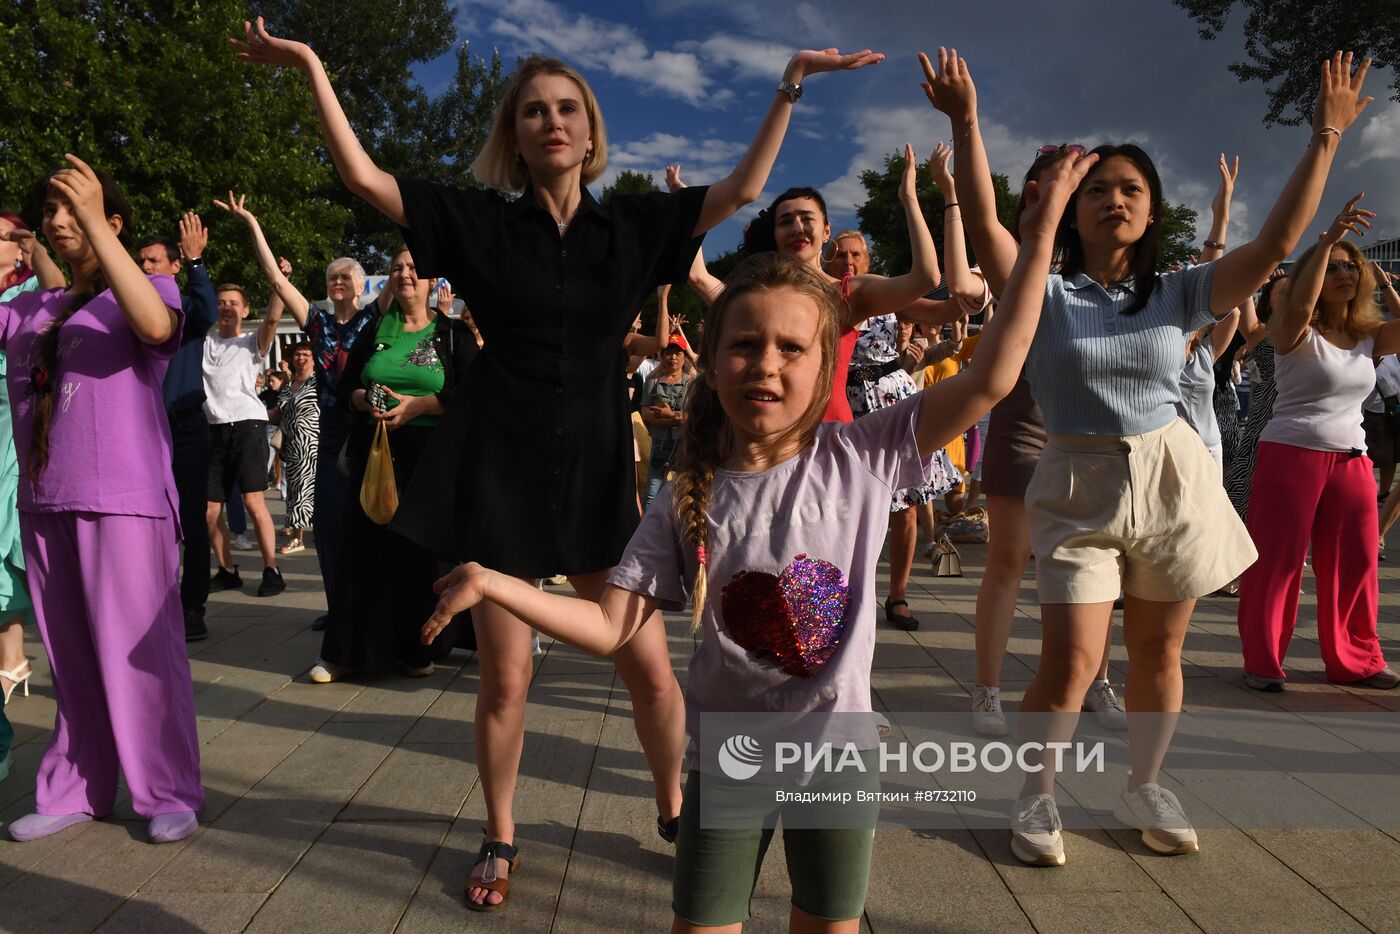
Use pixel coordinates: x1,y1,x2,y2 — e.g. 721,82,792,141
854,149,1199,277
1176,0,1399,126
601,169,659,202
0,0,510,306
853,151,1018,277
1157,201,1200,270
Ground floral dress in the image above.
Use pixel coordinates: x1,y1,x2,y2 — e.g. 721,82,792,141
846,313,958,511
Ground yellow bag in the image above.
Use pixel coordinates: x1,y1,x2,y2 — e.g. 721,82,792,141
360,420,399,525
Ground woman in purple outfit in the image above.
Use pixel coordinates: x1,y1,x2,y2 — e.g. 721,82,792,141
2,156,202,844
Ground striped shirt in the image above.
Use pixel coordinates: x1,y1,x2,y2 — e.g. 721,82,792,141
1026,264,1217,435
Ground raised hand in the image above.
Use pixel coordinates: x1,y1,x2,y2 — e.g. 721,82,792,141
930,141,955,196
436,279,454,312
664,164,685,193
1212,154,1240,216
423,563,491,644
212,191,257,226
898,144,919,203
278,256,293,277
785,48,884,83
0,225,37,264
46,155,109,233
230,16,311,70
178,211,208,260
1372,261,1396,287
1320,192,1374,243
919,48,977,124
1017,150,1100,241
1314,51,1373,137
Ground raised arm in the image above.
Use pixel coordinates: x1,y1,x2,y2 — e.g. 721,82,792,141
213,191,312,328
847,145,940,321
1211,52,1373,315
1199,154,1239,263
1373,262,1400,317
695,48,884,236
1209,308,1241,361
626,284,672,357
1270,195,1372,354
1370,262,1400,358
232,18,404,226
5,227,66,290
52,155,177,343
914,150,1097,457
1237,294,1268,350
178,212,219,338
921,48,1018,297
665,165,725,305
928,142,985,305
423,564,658,656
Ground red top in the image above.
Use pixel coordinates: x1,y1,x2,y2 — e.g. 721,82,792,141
823,274,857,423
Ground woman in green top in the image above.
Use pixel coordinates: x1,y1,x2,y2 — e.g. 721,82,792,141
310,245,477,682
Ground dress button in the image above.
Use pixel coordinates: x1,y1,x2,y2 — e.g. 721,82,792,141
561,249,568,257
555,387,563,395
549,504,558,512
555,427,564,436
553,467,561,475
553,284,563,292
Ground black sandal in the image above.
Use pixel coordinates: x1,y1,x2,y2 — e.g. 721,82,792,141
884,598,919,632
657,814,680,844
466,837,520,912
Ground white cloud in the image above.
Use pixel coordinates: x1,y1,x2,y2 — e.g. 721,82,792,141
598,132,748,191
681,34,791,80
1348,100,1400,166
460,0,728,106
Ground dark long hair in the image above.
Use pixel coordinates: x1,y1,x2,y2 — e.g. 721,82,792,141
1055,144,1164,315
741,187,828,256
25,166,134,479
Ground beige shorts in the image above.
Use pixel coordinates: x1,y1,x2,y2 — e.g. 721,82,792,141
1025,418,1257,604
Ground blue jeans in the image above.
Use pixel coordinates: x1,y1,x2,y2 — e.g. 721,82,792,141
642,463,668,513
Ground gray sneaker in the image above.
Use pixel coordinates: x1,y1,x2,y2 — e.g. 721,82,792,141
1083,681,1128,730
1010,793,1065,866
972,684,1008,736
1114,783,1199,855
1244,672,1285,692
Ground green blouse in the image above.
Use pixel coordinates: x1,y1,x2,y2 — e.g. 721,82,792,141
361,304,444,428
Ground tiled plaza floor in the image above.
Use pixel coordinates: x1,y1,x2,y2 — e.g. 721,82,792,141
2,505,1399,932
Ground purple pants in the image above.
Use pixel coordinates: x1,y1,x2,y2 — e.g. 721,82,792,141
22,511,203,817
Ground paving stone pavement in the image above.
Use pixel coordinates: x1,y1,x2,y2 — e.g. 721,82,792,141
1,506,1399,932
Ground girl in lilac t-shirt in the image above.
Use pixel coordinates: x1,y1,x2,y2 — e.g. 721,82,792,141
2,157,202,846
419,151,1087,931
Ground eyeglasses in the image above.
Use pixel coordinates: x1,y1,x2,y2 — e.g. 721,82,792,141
1036,144,1087,157
1325,261,1359,274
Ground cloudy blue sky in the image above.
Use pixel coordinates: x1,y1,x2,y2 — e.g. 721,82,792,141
413,0,1400,256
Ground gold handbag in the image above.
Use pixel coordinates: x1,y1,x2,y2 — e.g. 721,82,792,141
946,505,990,543
359,421,399,525
932,534,963,577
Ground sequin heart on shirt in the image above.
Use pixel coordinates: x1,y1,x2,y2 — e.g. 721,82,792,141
720,554,850,678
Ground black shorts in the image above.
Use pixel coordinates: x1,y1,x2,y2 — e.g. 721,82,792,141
208,420,271,500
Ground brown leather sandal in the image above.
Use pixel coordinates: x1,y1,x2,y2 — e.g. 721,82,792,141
465,838,520,912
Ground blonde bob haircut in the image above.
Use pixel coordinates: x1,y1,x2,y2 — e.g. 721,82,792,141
472,56,609,193
1290,238,1381,340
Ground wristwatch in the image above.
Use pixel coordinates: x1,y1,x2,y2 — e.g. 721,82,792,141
777,80,802,104
187,256,204,268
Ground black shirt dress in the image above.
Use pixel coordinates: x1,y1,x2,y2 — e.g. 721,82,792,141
390,178,709,578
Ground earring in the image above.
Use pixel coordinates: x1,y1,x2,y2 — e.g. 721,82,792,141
12,259,21,270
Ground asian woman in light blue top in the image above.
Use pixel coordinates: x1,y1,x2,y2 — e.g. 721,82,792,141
926,47,1377,867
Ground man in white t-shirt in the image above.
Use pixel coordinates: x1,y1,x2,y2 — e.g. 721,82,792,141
203,284,285,597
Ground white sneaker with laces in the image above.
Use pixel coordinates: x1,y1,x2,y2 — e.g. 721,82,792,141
1010,793,1065,866
972,684,1008,736
1083,680,1128,731
1113,782,1199,854
231,533,257,551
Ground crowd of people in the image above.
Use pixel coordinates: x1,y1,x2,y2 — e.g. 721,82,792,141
0,19,1395,932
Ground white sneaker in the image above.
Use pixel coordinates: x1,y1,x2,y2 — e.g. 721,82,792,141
972,684,1008,736
231,533,256,551
1010,793,1065,866
1113,782,1199,855
1083,680,1128,731
308,658,353,684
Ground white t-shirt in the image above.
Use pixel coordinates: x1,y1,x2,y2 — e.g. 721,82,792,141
202,331,269,424
1262,328,1375,452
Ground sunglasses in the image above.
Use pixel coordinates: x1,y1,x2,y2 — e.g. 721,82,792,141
1326,261,1359,274
1036,144,1087,157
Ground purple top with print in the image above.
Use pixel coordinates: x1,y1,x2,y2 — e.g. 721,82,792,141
0,276,183,519
610,393,928,765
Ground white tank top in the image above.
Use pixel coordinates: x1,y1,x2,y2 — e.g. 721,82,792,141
1261,327,1375,452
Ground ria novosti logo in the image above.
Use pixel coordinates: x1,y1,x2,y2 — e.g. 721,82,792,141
717,734,764,780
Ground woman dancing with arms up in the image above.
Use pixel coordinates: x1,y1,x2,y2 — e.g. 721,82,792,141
927,46,1373,864
234,17,882,911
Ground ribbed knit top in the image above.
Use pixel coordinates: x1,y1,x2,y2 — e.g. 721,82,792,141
1026,264,1217,435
